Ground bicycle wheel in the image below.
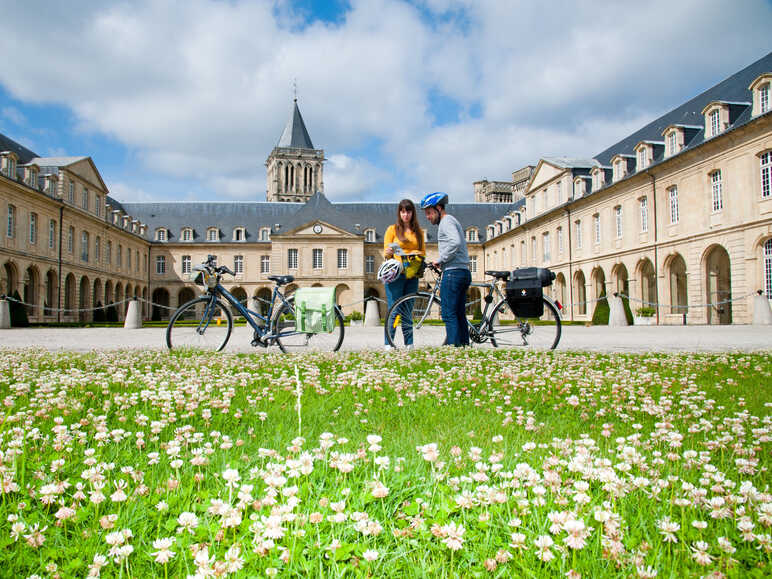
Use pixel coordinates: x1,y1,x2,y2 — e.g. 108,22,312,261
166,296,233,352
273,299,345,353
487,298,561,350
385,292,446,348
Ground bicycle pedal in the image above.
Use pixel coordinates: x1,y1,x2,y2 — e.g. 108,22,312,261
251,336,268,348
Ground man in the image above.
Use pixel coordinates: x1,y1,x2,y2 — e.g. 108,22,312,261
420,191,471,347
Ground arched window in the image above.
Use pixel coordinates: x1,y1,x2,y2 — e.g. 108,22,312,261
764,239,772,299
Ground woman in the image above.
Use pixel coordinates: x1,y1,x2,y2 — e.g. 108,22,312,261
382,199,425,349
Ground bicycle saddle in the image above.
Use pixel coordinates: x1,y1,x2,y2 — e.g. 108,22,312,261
268,275,295,286
485,270,511,280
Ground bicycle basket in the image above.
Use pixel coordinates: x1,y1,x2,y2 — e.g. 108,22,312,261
192,265,217,289
505,267,555,318
403,255,425,279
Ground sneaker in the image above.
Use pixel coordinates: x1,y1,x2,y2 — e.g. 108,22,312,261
383,345,393,351
406,344,414,350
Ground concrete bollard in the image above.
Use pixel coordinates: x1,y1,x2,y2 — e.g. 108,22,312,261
608,293,629,327
0,299,10,329
123,299,142,329
752,292,772,325
364,299,380,327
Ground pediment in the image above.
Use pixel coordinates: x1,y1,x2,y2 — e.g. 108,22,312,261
65,158,109,192
527,160,565,193
283,220,359,238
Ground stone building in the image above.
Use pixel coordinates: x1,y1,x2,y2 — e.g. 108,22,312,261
482,51,772,324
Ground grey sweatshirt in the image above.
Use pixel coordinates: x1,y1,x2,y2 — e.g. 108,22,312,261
437,213,470,270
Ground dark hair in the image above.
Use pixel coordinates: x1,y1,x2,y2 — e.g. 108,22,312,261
394,199,424,251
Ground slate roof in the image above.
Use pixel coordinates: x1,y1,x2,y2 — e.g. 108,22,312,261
276,100,315,149
0,133,38,164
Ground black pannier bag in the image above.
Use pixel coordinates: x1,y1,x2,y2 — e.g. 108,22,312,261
505,267,555,318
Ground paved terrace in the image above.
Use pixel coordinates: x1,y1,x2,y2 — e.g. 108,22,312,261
0,324,770,354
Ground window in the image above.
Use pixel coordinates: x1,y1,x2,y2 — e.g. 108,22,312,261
667,131,677,156
466,228,478,242
575,220,582,249
95,236,101,262
157,228,167,242
637,148,647,171
260,255,270,274
95,195,102,217
259,228,270,241
557,227,563,255
207,228,219,241
68,226,74,253
765,239,772,299
156,255,166,274
761,151,771,199
127,247,131,269
365,255,374,274
234,255,244,274
556,181,562,203
81,231,89,262
106,240,112,264
531,237,536,264
48,219,56,250
711,170,723,212
364,229,375,243
709,109,720,137
182,227,193,241
117,245,122,268
520,240,527,263
29,213,37,244
469,255,478,273
182,255,191,275
615,206,623,239
640,197,649,233
82,187,89,210
288,248,298,269
68,181,75,203
234,227,245,241
668,186,679,224
6,204,15,238
1,154,17,178
136,250,140,272
761,83,769,114
543,232,551,262
337,248,348,269
613,159,624,182
313,248,323,269
593,213,601,244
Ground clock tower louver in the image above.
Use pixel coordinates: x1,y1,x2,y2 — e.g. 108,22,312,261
265,99,325,202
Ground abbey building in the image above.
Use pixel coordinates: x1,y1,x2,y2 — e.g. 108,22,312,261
1,51,771,325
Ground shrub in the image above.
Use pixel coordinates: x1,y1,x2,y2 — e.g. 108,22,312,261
591,290,610,325
348,310,363,322
621,294,634,325
636,306,656,317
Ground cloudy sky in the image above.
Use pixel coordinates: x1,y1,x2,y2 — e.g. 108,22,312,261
1,0,770,204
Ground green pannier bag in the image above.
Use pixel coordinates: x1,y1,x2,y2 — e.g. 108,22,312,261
294,287,337,333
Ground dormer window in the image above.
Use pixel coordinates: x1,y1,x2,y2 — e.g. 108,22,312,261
233,227,246,242
749,73,772,116
504,217,512,230
1,152,18,178
207,227,219,242
181,227,193,241
364,228,376,243
156,228,168,242
709,109,720,136
591,167,605,192
666,129,679,157
573,177,586,198
634,143,655,171
259,227,271,241
466,227,478,242
45,175,58,195
701,102,734,139
611,156,629,182
24,165,39,188
487,225,495,239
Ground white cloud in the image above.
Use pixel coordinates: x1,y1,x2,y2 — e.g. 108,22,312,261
0,0,770,202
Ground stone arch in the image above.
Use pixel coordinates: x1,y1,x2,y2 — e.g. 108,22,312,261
364,286,385,318
702,244,732,325
610,262,630,296
590,266,606,302
334,283,351,313
573,269,587,316
664,253,688,315
125,283,133,300
93,278,103,310
115,283,124,308
466,286,482,319
178,287,196,307
2,260,19,296
44,269,57,316
104,280,114,306
254,287,272,317
23,265,40,317
64,273,76,317
79,275,91,322
285,283,298,297
151,287,170,321
312,282,323,287
554,272,566,306
636,258,657,312
229,286,248,317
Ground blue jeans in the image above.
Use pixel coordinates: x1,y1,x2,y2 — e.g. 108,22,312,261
440,268,471,347
384,274,419,345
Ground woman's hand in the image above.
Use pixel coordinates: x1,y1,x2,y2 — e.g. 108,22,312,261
384,247,394,258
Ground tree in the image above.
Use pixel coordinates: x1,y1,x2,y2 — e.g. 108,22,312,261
591,289,610,325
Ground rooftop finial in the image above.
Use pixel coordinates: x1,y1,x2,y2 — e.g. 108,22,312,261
293,78,297,103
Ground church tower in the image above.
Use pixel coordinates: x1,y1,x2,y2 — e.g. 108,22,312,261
265,99,325,202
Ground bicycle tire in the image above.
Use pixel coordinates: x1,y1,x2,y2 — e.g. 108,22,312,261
487,297,561,350
272,298,345,353
166,296,233,352
385,292,445,348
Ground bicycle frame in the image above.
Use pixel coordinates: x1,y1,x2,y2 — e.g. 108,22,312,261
206,282,292,342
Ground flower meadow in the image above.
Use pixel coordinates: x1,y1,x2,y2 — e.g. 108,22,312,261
0,347,770,578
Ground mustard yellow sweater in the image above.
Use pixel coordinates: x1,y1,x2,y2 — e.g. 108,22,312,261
383,225,425,258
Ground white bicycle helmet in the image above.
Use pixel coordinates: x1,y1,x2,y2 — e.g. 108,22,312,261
377,258,403,284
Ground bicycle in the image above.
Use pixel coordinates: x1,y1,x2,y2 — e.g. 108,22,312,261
385,264,562,350
165,255,344,353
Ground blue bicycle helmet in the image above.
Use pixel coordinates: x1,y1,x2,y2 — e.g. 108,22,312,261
420,191,448,209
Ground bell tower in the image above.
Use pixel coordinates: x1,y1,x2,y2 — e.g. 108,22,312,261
266,99,325,202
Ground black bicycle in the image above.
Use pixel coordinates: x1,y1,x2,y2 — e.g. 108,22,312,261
165,255,344,352
385,264,562,350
